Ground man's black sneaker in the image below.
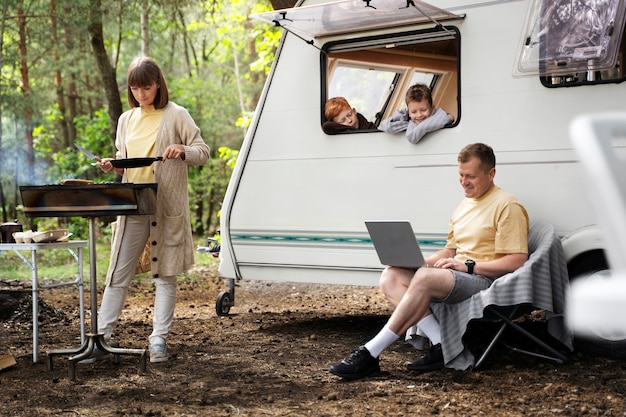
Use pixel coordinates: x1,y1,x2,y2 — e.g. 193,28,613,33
406,343,444,372
330,346,380,380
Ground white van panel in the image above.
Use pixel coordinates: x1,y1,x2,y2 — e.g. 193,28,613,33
219,0,626,286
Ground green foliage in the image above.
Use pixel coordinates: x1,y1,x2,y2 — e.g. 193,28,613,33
249,27,282,75
33,107,113,182
189,145,239,235
1,0,278,238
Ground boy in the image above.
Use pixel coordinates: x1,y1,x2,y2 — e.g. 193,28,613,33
380,83,454,144
323,97,377,134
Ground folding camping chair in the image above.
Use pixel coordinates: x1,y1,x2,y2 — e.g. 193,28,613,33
472,221,571,368
425,220,573,370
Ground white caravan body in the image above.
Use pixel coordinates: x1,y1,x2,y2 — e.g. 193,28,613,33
218,0,626,289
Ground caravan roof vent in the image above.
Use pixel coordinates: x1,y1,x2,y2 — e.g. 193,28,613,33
514,0,626,77
251,0,462,39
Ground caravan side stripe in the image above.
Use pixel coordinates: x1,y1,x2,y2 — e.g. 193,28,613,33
230,230,447,251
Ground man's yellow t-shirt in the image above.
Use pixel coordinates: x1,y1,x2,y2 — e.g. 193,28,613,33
446,185,529,263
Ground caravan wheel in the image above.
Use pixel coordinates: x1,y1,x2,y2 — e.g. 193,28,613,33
216,291,233,316
568,250,626,358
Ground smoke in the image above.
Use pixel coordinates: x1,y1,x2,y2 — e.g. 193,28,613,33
1,118,55,224
0,142,55,186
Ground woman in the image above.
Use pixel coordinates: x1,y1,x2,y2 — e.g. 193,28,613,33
87,56,210,363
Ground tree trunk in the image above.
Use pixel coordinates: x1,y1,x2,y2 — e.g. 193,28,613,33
87,0,122,142
17,7,34,184
141,0,150,57
0,1,7,222
177,10,195,78
50,0,70,147
59,6,78,144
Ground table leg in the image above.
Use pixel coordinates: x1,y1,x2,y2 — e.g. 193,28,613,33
31,250,39,363
7,244,86,363
77,246,86,343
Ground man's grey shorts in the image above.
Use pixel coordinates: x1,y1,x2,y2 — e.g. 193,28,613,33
436,270,493,304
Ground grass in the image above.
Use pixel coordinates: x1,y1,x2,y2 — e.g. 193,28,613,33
0,235,217,284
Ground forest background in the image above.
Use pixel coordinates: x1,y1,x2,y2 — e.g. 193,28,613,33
0,0,291,240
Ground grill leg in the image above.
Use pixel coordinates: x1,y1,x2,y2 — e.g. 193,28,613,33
48,217,148,380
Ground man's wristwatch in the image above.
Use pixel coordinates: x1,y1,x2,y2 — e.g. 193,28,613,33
465,259,475,274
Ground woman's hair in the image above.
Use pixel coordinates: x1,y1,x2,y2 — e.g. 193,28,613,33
126,56,169,109
405,83,433,106
458,143,496,172
325,97,352,121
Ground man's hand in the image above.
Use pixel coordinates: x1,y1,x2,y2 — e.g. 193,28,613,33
433,257,465,271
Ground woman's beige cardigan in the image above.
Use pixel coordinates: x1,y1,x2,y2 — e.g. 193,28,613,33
106,102,210,283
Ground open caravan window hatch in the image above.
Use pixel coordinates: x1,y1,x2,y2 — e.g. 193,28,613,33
251,0,462,39
251,0,462,132
514,0,626,86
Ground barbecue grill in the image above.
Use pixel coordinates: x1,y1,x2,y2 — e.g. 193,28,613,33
20,182,157,380
21,183,157,217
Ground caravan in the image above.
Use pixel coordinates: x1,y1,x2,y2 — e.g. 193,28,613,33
216,0,626,356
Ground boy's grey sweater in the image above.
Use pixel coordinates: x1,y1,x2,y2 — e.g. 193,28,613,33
379,107,451,144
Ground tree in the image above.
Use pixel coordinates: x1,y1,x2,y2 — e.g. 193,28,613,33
1,0,279,236
141,0,150,57
87,0,122,141
17,6,34,184
49,0,70,147
0,0,9,222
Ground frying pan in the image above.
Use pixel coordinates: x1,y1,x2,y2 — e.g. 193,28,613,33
110,157,163,168
75,143,164,169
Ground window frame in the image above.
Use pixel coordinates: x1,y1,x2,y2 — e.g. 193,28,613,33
539,29,626,88
320,26,461,133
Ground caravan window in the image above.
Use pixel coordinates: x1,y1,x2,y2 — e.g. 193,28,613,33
327,65,436,124
514,0,626,87
540,27,626,87
321,27,460,130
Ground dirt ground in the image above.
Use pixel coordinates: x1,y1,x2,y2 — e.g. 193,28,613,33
1,263,625,417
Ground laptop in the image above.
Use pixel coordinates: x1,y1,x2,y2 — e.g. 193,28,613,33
365,220,427,268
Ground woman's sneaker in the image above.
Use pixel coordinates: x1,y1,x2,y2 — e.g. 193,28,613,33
149,343,169,363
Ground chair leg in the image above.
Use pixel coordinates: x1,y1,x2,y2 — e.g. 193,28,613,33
499,341,567,363
474,320,508,369
476,306,568,368
474,305,520,369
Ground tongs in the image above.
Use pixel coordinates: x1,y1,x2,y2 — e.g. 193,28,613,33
75,143,101,166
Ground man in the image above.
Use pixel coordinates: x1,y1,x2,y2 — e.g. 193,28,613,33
330,143,529,379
